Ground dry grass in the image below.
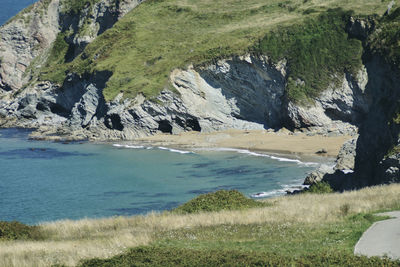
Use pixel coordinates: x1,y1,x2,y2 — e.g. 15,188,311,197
1,184,399,266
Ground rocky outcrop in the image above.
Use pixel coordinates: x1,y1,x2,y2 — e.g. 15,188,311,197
59,0,144,62
379,153,400,183
315,55,400,190
0,0,60,91
0,52,369,141
286,68,369,134
0,0,142,93
335,137,357,171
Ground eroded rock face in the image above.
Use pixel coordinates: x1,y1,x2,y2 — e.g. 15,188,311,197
60,0,144,61
0,0,60,91
335,137,358,171
0,0,142,93
286,68,369,133
0,51,372,141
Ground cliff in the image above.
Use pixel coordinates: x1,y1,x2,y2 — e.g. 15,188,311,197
0,0,399,187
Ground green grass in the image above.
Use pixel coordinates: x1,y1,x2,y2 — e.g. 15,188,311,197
255,8,363,102
1,184,400,266
36,0,390,101
172,190,267,214
78,213,399,266
0,221,43,241
153,213,380,255
79,246,399,267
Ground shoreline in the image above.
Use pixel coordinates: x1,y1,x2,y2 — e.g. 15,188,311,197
130,129,352,159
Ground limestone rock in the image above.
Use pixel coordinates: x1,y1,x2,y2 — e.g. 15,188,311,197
304,164,335,185
335,137,358,171
0,0,142,93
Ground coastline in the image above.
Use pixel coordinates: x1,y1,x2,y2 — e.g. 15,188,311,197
130,129,352,159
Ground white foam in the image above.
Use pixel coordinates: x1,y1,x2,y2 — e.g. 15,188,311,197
195,147,319,166
113,144,144,149
251,183,309,198
250,190,284,198
114,144,193,154
157,147,193,154
341,169,354,174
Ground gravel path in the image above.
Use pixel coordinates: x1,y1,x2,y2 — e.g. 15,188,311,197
354,211,400,259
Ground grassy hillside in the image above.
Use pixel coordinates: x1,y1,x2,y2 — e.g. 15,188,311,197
37,0,390,101
0,184,400,266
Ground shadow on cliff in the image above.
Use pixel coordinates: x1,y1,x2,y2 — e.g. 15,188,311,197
324,55,400,191
199,57,286,129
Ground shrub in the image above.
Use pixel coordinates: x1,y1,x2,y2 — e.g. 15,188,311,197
306,181,334,194
0,221,43,241
172,190,266,214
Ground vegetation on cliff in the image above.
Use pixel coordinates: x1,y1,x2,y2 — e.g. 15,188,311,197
369,7,400,73
255,9,363,102
36,0,389,101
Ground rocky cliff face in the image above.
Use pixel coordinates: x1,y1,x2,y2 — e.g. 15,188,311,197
0,0,60,91
0,2,399,186
0,52,364,141
0,0,142,93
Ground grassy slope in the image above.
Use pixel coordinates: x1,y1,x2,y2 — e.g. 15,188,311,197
1,184,400,266
37,0,389,101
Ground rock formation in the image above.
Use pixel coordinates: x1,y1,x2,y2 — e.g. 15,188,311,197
0,0,399,188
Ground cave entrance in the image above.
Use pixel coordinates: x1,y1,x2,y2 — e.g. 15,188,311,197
158,120,173,133
105,114,124,131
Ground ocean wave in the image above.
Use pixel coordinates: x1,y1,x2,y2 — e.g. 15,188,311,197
157,147,193,154
251,183,308,198
195,147,319,166
250,190,285,198
113,144,193,154
113,144,145,149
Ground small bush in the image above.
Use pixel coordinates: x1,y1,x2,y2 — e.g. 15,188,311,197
306,181,334,194
172,190,266,214
79,246,400,267
0,221,43,241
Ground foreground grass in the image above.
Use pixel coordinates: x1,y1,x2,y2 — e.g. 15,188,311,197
0,184,400,266
37,0,389,101
80,246,398,267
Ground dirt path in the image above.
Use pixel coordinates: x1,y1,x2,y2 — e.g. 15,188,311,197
354,211,400,260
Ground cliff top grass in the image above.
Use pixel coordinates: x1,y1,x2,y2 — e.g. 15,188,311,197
37,0,391,101
1,184,400,266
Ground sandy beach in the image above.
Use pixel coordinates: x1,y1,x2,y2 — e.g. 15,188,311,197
134,129,353,158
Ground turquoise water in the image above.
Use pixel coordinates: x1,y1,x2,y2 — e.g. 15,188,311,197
0,0,37,26
0,128,317,224
0,2,318,224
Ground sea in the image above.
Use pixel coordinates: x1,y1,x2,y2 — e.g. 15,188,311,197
0,2,321,225
0,129,322,224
